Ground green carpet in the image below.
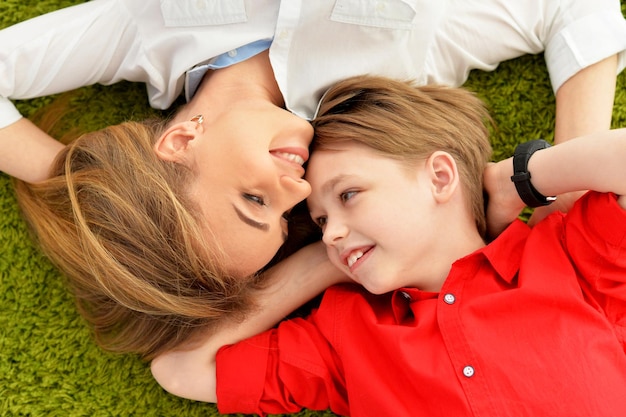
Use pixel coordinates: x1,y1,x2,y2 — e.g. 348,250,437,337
1,1,625,416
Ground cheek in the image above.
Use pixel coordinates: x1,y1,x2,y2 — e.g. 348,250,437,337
203,213,284,278
326,246,345,272
239,152,275,175
223,237,283,278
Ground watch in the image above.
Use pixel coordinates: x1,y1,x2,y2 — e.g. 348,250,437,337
510,139,557,208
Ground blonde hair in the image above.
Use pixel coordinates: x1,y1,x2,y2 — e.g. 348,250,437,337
313,75,493,236
15,120,261,360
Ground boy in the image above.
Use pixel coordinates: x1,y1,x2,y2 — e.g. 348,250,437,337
152,76,626,416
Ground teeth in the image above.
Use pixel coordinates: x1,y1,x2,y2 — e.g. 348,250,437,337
274,152,305,166
347,250,364,268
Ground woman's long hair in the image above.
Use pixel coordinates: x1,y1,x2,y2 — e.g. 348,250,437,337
15,119,261,360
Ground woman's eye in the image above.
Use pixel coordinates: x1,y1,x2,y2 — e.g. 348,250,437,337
340,191,357,203
244,193,266,206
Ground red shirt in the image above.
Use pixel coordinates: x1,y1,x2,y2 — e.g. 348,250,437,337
217,192,626,417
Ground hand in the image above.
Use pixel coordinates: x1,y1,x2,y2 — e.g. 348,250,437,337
483,160,525,239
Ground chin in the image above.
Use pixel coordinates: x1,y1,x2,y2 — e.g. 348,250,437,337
362,283,392,295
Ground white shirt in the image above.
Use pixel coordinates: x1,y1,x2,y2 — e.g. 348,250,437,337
1,0,625,128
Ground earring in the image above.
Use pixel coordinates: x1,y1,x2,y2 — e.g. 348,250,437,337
190,114,204,124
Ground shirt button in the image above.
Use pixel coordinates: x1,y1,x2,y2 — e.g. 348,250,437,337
196,0,206,10
227,49,238,58
401,291,411,301
443,293,456,305
278,29,290,40
463,366,475,378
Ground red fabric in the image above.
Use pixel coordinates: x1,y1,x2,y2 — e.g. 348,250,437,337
217,192,626,417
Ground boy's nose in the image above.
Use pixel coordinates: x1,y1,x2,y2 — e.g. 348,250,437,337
322,219,348,246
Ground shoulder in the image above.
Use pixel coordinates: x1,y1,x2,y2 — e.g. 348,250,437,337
316,283,368,313
566,192,626,243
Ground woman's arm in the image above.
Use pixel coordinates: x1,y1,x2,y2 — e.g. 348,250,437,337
485,128,626,236
0,1,146,181
0,1,139,106
0,118,65,183
529,55,620,225
150,241,347,403
554,55,618,145
0,0,141,177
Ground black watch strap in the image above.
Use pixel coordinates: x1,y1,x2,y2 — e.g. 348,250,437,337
510,139,557,208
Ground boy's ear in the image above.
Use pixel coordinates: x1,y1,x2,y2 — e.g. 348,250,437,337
427,151,459,204
154,121,199,163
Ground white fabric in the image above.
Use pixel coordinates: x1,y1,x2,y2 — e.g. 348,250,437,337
1,0,625,128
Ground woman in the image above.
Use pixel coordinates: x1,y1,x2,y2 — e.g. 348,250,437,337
0,0,624,359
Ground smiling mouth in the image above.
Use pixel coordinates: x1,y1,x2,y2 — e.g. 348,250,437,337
347,250,364,268
272,151,306,166
345,247,373,269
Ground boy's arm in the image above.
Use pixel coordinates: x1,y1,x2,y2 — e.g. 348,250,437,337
150,241,347,403
485,128,626,236
526,129,626,207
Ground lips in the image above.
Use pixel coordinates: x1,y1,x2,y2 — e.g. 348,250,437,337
272,151,305,166
342,246,373,271
270,147,309,167
347,250,364,268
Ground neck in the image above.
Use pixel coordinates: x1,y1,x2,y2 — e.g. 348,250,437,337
177,50,283,122
415,209,486,292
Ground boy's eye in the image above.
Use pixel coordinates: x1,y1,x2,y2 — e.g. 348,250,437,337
315,216,327,228
340,191,357,203
244,193,266,206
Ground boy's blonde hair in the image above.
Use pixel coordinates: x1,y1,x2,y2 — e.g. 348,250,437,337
313,75,493,237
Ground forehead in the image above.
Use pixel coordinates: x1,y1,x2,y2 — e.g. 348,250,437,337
308,142,386,179
307,145,357,184
307,142,421,199
306,143,385,205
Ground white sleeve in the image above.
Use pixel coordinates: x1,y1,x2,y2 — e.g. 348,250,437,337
544,0,626,92
431,0,626,93
0,0,141,129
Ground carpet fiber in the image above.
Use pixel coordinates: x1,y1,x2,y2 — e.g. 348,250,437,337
1,1,625,416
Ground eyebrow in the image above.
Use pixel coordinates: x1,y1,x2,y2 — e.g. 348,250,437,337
232,204,270,231
307,174,349,213
321,174,351,196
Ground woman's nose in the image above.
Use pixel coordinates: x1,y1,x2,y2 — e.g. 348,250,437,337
287,112,314,142
279,175,311,210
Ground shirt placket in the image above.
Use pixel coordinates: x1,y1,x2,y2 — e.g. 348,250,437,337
269,0,300,104
437,258,497,417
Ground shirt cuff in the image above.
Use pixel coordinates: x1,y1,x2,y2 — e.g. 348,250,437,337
544,9,626,93
0,97,23,129
216,331,272,415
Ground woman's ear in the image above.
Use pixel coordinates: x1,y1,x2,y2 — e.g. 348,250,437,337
154,121,199,163
426,151,459,204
